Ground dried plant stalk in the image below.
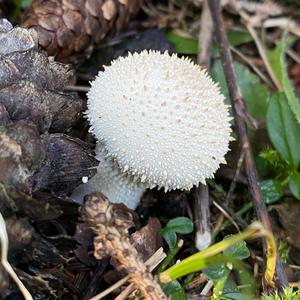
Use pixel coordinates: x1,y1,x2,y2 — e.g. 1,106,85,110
81,193,167,300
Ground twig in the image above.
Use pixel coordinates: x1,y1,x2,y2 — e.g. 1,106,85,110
197,0,213,69
208,0,288,291
200,280,214,295
194,1,214,251
115,247,167,300
213,201,253,239
82,194,167,300
229,1,283,91
0,212,33,300
212,200,240,232
186,273,207,290
232,0,283,17
65,85,90,92
225,151,245,205
90,276,129,300
287,49,300,65
193,186,212,250
244,19,282,91
90,247,166,300
82,259,109,300
288,282,300,288
156,239,183,273
230,46,273,87
263,18,300,37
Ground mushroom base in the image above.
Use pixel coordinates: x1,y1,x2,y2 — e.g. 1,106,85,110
70,148,146,210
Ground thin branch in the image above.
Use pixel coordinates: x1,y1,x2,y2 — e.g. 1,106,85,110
194,0,214,251
65,85,90,92
0,213,33,300
115,248,167,300
229,0,282,91
225,151,245,205
230,46,273,87
82,194,167,299
193,185,212,250
208,0,288,291
89,247,166,300
212,200,240,232
197,0,213,69
243,20,283,91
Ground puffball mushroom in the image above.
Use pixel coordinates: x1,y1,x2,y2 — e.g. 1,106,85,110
72,50,232,209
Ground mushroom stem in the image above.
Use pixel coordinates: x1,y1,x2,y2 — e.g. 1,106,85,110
71,144,146,209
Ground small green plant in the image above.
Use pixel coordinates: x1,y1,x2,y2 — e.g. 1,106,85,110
160,217,194,249
202,237,251,299
265,92,300,200
12,0,32,18
277,239,291,264
262,288,300,300
159,217,193,299
13,0,32,8
261,32,300,201
159,222,277,299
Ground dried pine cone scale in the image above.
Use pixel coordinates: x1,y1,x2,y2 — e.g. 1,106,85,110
22,0,141,64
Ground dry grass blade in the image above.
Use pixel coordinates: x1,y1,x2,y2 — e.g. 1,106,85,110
0,212,33,300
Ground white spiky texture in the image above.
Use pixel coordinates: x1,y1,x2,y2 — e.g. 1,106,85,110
87,50,232,192
71,145,147,209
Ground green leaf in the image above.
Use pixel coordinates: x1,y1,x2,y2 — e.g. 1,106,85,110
211,60,269,120
266,44,283,86
161,217,193,248
163,231,177,249
166,29,252,55
228,30,252,46
261,179,284,204
163,217,194,234
266,33,300,124
220,279,252,300
223,239,250,260
258,149,291,179
203,264,229,281
162,280,187,300
280,36,300,124
165,32,198,54
13,0,32,8
289,172,300,199
266,92,300,168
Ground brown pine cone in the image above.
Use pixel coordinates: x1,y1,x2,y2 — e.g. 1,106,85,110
0,18,81,133
22,0,141,64
0,19,98,210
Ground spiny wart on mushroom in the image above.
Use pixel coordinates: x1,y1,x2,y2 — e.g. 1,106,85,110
72,50,232,209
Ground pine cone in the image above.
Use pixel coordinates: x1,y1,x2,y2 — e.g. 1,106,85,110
0,18,81,133
22,0,141,64
0,19,98,212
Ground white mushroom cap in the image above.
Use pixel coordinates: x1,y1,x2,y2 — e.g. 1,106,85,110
71,145,146,209
87,50,232,192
